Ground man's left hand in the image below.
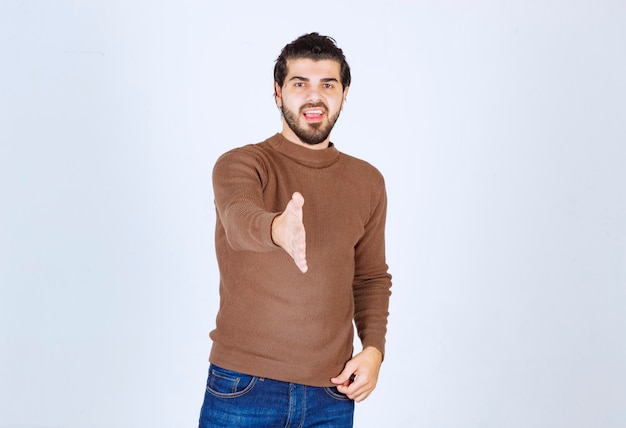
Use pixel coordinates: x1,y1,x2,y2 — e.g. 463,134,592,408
330,346,383,402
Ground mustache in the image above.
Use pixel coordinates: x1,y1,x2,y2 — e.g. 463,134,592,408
300,102,328,113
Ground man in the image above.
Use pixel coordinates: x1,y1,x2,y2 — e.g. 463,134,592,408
199,32,392,427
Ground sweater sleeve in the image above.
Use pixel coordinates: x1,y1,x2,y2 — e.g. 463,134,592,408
212,148,281,252
352,177,392,357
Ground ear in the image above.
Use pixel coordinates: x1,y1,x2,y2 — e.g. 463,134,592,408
274,82,283,107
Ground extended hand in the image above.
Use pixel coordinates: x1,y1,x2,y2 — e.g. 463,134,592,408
330,347,383,402
271,192,308,273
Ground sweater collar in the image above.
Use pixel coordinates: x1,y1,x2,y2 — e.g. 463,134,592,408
267,133,340,168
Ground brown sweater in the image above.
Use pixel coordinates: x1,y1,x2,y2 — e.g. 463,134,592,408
208,133,392,387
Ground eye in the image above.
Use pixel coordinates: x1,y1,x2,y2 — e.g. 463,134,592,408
294,82,306,87
323,83,333,89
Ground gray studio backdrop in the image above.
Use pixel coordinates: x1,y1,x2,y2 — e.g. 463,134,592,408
1,1,625,427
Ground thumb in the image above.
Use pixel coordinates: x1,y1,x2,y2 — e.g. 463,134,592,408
289,192,304,210
284,192,304,220
331,365,355,386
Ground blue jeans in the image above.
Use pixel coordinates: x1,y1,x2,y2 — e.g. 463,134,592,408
198,364,354,427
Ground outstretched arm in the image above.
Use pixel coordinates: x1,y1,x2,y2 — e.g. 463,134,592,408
271,192,308,273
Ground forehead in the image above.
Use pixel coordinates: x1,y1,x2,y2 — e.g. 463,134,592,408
284,58,342,79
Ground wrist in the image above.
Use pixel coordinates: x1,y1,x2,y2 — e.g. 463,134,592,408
363,346,383,362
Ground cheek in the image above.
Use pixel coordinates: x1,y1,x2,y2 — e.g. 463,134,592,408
331,99,344,113
281,94,301,111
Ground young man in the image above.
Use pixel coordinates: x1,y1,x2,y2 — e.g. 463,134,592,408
199,32,392,428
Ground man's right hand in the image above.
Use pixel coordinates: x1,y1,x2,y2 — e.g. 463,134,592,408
271,192,308,273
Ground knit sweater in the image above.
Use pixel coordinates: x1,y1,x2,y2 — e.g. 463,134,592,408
208,133,392,387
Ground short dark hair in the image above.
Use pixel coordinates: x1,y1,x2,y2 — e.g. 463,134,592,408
274,32,351,89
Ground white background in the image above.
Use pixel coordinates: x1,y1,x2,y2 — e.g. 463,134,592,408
1,1,625,427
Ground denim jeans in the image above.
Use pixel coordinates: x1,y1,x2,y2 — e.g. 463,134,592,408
198,364,354,427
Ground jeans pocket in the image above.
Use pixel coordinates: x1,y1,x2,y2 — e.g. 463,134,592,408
206,365,258,398
324,386,352,401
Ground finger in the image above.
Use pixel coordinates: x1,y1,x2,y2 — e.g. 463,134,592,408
287,192,304,216
352,390,371,403
338,380,371,402
295,254,308,273
291,191,304,207
337,384,362,401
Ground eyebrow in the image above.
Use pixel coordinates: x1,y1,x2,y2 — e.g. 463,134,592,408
289,76,340,83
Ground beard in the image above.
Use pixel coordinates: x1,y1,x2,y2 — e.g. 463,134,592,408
281,103,342,146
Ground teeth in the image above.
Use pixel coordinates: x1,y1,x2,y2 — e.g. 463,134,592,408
305,110,323,116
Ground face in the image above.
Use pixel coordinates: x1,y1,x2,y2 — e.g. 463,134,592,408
275,58,349,149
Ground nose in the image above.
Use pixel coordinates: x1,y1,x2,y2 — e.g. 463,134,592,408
305,86,321,103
